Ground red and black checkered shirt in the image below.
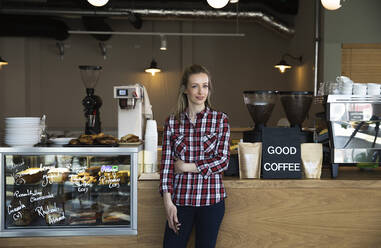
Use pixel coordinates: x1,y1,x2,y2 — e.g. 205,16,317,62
159,107,230,206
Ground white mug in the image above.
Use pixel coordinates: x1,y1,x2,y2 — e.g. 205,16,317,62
353,83,367,95
367,83,380,95
336,75,352,84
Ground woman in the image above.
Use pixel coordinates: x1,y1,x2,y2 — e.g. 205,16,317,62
159,64,230,248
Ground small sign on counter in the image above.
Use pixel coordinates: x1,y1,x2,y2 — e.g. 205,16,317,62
261,127,302,179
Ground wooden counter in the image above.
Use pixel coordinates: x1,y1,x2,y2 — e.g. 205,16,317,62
3,167,381,247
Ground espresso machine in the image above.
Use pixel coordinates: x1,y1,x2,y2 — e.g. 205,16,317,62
79,65,103,134
327,95,381,178
243,90,278,142
113,84,147,139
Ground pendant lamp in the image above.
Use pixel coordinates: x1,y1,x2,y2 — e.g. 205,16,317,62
87,0,109,7
274,60,292,74
274,54,302,74
321,0,343,10
207,0,229,9
0,57,8,67
145,59,161,76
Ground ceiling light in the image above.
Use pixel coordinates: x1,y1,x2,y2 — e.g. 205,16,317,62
160,35,167,51
230,0,239,3
0,56,8,67
145,59,161,76
321,0,343,10
274,54,302,74
87,0,109,7
207,0,229,9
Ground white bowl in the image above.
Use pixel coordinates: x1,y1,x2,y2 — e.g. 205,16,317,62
50,137,74,145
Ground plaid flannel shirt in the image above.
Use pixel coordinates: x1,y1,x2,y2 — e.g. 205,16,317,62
159,107,230,206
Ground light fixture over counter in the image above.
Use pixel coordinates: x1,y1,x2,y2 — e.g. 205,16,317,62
145,59,161,76
160,35,167,51
207,0,229,9
0,57,9,68
274,54,302,73
87,0,109,7
321,0,344,10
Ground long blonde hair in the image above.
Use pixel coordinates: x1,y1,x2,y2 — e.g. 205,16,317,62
174,64,213,120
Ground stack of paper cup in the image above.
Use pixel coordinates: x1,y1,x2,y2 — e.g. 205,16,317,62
367,83,381,95
353,83,367,95
144,120,158,173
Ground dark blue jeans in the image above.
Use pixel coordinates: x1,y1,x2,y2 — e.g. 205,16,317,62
163,200,225,248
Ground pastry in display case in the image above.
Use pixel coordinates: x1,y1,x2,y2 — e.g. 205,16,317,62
0,147,139,237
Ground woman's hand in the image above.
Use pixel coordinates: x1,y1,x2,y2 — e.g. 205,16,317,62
163,193,180,234
174,159,198,174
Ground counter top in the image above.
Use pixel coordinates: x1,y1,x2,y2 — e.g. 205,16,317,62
139,167,381,189
0,145,143,153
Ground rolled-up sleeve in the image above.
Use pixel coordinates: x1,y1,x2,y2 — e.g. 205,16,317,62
195,113,230,179
159,117,174,195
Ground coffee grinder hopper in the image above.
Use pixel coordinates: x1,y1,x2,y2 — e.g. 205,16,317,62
79,65,103,134
243,90,278,141
279,91,313,129
79,65,102,89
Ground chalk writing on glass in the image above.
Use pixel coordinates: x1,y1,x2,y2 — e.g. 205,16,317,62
8,201,26,221
99,173,120,189
30,193,54,203
35,203,60,217
14,189,42,198
72,181,90,193
12,173,25,185
47,213,65,225
108,177,120,189
12,212,23,221
12,161,25,171
8,201,26,215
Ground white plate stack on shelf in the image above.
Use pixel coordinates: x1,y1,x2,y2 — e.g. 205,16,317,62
4,117,41,147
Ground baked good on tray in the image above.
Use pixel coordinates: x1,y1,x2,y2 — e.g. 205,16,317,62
117,170,130,184
68,211,98,225
47,167,70,183
102,211,130,224
86,166,101,177
16,168,45,184
70,172,97,184
120,134,140,143
68,133,118,146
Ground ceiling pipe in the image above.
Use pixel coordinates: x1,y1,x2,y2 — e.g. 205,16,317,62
0,8,295,37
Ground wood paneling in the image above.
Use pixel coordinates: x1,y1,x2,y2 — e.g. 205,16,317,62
342,43,381,83
4,168,381,247
0,236,137,248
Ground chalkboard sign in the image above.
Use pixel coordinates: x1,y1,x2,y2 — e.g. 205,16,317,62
261,127,302,179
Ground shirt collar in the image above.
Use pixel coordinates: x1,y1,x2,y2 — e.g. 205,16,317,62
183,106,210,120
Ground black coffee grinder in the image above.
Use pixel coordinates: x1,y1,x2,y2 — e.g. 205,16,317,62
243,90,278,142
79,65,103,135
279,91,314,142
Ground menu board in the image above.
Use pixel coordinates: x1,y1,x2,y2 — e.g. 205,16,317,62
261,127,302,179
4,154,131,228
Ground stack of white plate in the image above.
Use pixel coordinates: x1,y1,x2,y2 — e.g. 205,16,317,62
5,117,41,147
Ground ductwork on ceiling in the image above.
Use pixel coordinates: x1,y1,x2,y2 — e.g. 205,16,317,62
0,0,298,41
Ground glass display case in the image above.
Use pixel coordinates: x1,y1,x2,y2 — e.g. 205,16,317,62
0,146,141,237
